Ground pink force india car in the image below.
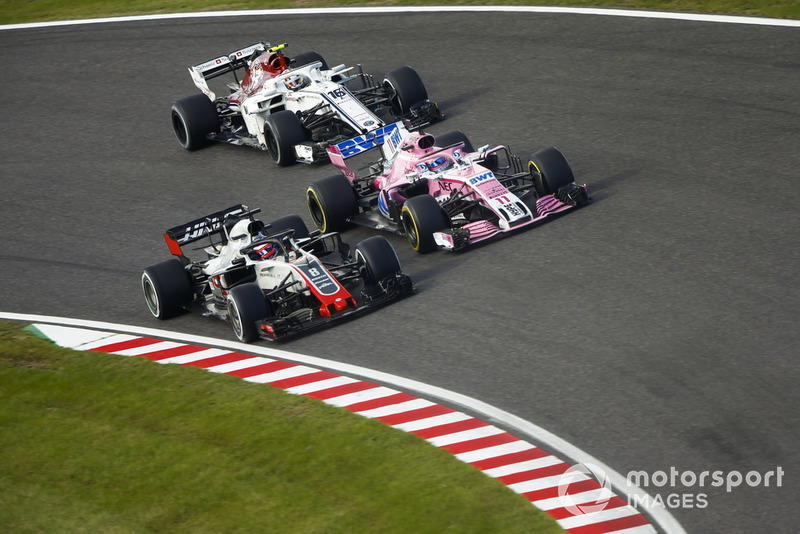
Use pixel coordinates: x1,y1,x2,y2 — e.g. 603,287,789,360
305,122,590,252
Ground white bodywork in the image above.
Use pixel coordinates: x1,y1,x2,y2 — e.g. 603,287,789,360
189,44,385,163
202,220,348,310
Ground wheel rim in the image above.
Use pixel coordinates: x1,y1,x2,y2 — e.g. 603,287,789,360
172,112,188,146
355,249,373,284
142,275,160,317
265,128,279,162
229,300,244,340
384,80,404,114
529,160,549,196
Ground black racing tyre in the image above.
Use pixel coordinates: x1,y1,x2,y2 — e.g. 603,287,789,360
291,51,329,71
306,174,358,233
435,130,475,153
529,147,575,197
355,236,402,285
171,94,220,151
401,195,449,253
265,214,310,239
264,110,307,166
227,283,272,343
141,259,194,319
383,66,428,116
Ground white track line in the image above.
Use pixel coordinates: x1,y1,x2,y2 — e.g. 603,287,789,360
2,6,798,31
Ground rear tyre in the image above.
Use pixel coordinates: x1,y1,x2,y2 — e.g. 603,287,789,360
265,214,310,239
383,66,428,116
401,195,449,253
355,236,402,285
227,283,271,343
264,110,307,166
529,147,575,197
171,94,220,151
435,130,474,153
306,174,358,233
291,51,329,71
141,259,194,319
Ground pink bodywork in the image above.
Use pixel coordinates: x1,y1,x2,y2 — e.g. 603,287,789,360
327,124,584,249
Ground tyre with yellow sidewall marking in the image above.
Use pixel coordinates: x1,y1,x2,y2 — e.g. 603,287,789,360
528,147,574,197
306,174,358,233
401,195,449,253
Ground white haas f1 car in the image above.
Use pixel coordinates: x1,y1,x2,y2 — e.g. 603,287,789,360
306,122,590,252
141,205,412,342
171,41,441,166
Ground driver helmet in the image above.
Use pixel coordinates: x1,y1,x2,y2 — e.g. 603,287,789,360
255,242,279,260
284,74,310,91
428,156,451,173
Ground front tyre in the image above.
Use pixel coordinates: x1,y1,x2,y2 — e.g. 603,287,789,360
171,94,220,151
529,147,575,197
307,174,358,233
383,66,428,116
264,110,307,166
355,236,402,285
291,51,329,71
227,283,272,343
141,259,194,319
265,214,310,239
435,130,474,153
401,195,449,253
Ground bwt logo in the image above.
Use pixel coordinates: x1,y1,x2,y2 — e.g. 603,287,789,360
336,123,399,158
468,171,494,186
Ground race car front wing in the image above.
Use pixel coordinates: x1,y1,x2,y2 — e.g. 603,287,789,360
255,272,412,340
433,183,590,251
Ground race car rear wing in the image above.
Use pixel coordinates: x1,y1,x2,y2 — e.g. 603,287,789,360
188,42,286,98
163,204,259,256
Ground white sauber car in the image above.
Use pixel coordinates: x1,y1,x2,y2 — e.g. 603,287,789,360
171,41,442,166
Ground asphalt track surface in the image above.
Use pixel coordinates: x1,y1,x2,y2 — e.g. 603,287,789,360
1,10,798,533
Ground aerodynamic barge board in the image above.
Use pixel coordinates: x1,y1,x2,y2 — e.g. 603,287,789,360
30,323,658,534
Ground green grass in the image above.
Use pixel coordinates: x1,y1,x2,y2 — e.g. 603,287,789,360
1,0,798,25
0,321,562,533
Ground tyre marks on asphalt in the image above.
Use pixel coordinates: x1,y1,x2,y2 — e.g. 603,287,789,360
32,324,657,534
